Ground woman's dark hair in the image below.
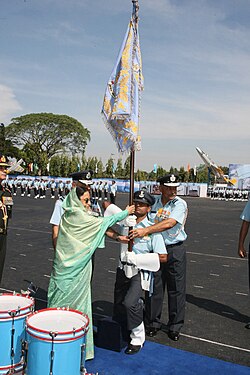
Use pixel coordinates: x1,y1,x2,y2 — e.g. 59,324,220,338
76,186,89,200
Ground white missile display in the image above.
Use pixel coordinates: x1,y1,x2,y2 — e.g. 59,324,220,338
196,147,236,185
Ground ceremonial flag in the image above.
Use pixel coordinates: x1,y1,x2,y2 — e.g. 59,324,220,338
101,11,143,153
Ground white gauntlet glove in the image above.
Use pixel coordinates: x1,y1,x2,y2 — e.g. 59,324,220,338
135,253,160,272
120,251,138,278
120,252,160,278
123,215,137,227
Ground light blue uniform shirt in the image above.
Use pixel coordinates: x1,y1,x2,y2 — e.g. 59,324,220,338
240,200,250,222
149,195,188,245
131,216,167,293
50,198,64,226
133,216,167,256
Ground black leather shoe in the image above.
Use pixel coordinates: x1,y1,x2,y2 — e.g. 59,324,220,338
168,331,180,341
125,344,142,355
145,327,158,337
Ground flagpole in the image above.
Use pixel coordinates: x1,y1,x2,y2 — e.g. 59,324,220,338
128,0,139,251
129,150,135,207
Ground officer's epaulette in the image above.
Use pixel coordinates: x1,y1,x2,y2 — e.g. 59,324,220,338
59,196,65,202
171,198,178,205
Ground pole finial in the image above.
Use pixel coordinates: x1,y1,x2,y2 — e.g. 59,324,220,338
132,0,139,22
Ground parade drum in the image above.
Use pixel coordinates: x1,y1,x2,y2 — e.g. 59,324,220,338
0,293,34,375
26,308,89,375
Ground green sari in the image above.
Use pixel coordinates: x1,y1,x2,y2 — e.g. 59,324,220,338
48,188,128,360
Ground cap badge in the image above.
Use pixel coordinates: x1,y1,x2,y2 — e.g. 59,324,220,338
0,156,6,163
139,191,145,198
170,174,176,182
86,172,91,180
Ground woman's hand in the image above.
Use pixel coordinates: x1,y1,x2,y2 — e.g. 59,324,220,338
117,235,129,244
126,205,135,215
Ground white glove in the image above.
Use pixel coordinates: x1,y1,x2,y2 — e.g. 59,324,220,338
123,215,137,227
135,253,160,272
120,251,138,278
120,251,137,266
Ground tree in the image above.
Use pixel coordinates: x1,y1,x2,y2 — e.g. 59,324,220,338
179,166,188,182
5,113,90,172
81,154,87,170
105,157,115,177
135,169,148,181
0,123,22,158
68,156,80,174
123,156,131,179
116,158,123,178
49,155,61,176
0,123,5,153
86,157,98,174
196,165,210,183
96,159,104,177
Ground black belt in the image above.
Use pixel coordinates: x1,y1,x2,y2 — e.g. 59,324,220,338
165,241,183,249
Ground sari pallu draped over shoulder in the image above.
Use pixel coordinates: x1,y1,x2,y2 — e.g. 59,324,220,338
48,188,129,360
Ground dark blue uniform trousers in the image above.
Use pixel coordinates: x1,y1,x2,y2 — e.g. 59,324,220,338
145,243,186,333
113,268,143,332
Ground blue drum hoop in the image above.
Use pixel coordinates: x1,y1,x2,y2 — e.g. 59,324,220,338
26,308,89,343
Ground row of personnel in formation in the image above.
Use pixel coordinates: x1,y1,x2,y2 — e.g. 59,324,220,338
1,177,118,203
208,187,249,201
1,155,249,360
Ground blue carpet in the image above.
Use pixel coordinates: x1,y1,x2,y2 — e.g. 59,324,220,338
86,341,249,375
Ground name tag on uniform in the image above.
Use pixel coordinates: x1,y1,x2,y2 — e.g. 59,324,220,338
2,196,14,206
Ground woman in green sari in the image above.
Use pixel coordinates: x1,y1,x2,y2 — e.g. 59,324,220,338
48,186,134,360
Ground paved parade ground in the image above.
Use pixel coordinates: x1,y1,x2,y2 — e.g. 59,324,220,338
1,193,249,368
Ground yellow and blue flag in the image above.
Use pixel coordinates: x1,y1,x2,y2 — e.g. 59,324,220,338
101,14,143,153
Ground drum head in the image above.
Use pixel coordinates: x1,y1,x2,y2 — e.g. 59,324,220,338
27,308,89,334
0,294,34,312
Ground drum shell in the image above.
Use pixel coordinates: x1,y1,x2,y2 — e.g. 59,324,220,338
26,308,89,375
26,333,86,375
0,317,26,370
0,293,34,373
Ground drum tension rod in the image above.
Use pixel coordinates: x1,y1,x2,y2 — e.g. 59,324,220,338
8,308,20,370
49,331,58,375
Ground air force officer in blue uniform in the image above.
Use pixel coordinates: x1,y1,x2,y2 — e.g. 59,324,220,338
130,174,188,341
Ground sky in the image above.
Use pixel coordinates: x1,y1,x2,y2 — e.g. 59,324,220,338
0,0,250,171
